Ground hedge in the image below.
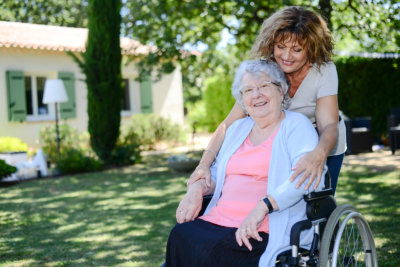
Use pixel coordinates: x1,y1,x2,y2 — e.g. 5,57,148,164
335,57,400,138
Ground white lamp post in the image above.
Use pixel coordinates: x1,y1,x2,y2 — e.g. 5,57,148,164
42,79,68,161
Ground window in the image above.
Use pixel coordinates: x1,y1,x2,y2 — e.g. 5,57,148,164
122,78,131,111
24,75,52,120
121,78,141,116
6,70,76,122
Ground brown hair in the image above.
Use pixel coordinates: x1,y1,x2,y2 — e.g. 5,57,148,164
251,6,333,68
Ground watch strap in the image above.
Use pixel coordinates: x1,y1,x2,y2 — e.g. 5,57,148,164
262,196,274,214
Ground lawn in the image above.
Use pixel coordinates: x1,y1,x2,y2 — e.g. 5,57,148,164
0,153,399,266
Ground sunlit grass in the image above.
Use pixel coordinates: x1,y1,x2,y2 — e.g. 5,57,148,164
0,154,399,266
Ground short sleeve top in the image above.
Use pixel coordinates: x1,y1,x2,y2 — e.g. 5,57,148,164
286,62,346,156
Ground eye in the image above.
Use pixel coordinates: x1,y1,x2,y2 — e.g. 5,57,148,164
242,88,253,95
293,47,303,53
259,85,270,91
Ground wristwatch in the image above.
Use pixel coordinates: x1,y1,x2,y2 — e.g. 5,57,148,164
262,196,274,214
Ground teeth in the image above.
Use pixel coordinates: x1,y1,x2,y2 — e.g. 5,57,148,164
254,102,267,107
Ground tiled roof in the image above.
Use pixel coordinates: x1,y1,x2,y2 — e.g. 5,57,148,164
0,21,151,55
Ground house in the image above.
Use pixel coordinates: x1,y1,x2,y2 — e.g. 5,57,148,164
0,21,184,148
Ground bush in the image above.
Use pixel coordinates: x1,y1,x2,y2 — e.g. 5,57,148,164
108,136,142,166
40,124,90,163
57,148,102,174
124,114,181,150
0,137,28,153
335,57,400,137
202,72,236,132
0,159,17,179
40,124,102,173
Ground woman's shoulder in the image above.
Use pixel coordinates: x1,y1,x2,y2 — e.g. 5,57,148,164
315,61,337,75
283,111,316,132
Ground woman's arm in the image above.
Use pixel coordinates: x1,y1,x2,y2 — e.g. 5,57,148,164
176,179,216,224
187,102,246,187
289,95,339,189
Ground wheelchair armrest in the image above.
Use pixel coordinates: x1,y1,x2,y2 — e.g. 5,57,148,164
290,219,312,246
304,189,334,202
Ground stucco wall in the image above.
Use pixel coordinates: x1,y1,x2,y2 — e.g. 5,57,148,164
0,47,184,148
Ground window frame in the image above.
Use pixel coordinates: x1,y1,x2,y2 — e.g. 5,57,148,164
24,71,56,122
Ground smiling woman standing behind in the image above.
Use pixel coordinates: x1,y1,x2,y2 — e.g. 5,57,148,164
189,6,346,195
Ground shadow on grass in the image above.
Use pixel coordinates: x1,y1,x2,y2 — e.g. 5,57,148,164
336,167,400,266
0,153,190,266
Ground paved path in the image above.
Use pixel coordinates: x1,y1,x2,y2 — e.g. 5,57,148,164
343,149,399,172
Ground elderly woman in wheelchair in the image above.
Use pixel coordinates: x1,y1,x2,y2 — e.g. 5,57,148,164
164,59,328,266
165,59,377,267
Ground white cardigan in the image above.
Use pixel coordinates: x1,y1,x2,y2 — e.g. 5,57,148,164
204,110,326,266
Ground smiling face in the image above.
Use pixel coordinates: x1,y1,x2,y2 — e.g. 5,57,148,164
273,35,309,75
241,72,283,120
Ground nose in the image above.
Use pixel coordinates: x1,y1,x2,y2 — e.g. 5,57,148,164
251,87,262,97
281,48,291,60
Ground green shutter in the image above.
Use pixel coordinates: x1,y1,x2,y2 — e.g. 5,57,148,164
6,70,27,122
140,75,153,113
58,72,76,119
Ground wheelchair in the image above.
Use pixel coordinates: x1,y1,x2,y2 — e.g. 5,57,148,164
198,173,378,267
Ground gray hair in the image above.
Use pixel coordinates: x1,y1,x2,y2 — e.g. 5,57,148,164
231,60,290,113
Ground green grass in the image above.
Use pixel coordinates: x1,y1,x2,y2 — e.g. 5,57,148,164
0,154,399,266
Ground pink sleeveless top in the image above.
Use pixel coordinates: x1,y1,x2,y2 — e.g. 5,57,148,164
200,129,278,233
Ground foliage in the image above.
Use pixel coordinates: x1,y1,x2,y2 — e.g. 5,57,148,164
39,124,102,174
56,148,102,174
0,137,28,153
39,124,90,162
0,159,17,179
123,0,400,105
202,71,236,132
0,0,88,27
123,114,181,150
108,135,142,166
70,0,123,163
335,57,400,138
3,0,399,107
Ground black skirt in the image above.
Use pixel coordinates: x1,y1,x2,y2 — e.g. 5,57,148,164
165,219,269,267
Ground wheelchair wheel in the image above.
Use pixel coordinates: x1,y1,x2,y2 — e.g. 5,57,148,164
319,204,377,267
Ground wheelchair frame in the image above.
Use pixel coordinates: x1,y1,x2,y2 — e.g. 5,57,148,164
275,188,377,267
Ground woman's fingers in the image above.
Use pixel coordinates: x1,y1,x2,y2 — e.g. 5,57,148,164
235,228,253,251
187,166,211,187
290,151,325,189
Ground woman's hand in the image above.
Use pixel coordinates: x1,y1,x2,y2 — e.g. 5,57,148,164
176,186,203,224
235,201,268,251
186,164,211,188
289,147,326,190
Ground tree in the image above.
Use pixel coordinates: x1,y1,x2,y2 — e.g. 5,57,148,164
122,0,399,105
0,0,88,28
71,0,123,162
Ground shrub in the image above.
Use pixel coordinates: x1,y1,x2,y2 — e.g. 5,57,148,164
0,137,28,153
40,124,102,173
57,148,102,174
0,159,17,179
202,72,236,132
108,136,142,166
335,57,400,137
40,124,91,163
124,114,181,150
